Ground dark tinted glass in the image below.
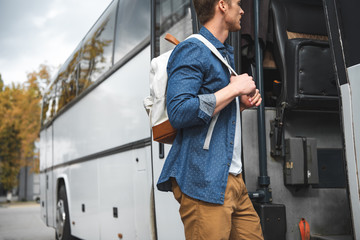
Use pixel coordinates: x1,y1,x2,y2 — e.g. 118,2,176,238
41,43,79,126
156,0,192,55
41,82,57,126
113,0,150,63
78,0,117,94
55,47,80,113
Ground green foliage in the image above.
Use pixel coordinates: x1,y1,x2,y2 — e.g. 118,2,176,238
0,65,50,191
0,124,21,191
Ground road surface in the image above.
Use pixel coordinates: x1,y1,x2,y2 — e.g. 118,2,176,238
0,202,55,240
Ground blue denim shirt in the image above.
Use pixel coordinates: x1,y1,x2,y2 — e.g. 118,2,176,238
157,27,237,204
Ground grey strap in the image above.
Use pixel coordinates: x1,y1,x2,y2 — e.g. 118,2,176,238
203,113,219,150
188,34,238,76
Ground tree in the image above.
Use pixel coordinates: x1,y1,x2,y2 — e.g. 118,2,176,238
0,65,50,198
0,83,23,196
0,123,21,192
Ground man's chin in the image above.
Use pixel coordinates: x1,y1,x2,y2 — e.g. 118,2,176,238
230,26,241,32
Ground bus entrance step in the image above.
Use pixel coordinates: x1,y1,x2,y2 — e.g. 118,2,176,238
311,235,353,240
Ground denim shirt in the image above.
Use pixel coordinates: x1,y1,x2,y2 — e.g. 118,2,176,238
156,27,237,205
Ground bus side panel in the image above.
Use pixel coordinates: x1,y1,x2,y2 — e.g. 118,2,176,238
52,46,151,167
98,146,154,240
68,161,100,240
50,45,152,238
61,147,154,240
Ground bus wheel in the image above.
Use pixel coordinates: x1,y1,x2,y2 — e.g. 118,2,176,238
56,185,71,240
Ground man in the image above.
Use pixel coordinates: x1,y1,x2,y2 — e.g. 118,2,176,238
157,0,264,239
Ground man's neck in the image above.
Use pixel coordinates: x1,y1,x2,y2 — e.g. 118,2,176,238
203,21,229,44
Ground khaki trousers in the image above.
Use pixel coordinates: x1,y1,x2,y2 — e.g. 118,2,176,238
171,174,263,240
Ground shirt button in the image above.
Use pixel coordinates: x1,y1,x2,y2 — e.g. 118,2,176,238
227,163,230,167
230,142,233,145
232,121,235,124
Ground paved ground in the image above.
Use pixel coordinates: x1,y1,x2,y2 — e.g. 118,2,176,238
0,201,55,240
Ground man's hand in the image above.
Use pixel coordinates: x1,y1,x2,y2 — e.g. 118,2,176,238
213,74,258,116
229,74,256,96
240,89,262,111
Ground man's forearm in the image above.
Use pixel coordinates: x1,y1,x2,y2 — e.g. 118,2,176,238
213,84,238,116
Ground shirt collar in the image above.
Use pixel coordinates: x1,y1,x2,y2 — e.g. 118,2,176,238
199,27,234,54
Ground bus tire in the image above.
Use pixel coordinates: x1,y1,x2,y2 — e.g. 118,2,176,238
56,185,71,240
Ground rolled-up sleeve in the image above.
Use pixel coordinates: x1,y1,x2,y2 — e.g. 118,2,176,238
198,93,216,120
166,42,214,129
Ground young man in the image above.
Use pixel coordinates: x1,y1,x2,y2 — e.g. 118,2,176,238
157,0,264,239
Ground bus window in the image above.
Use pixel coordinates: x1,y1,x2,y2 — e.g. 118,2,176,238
41,44,80,125
41,82,57,126
55,48,80,113
41,95,49,125
78,0,117,94
113,0,150,63
156,0,193,55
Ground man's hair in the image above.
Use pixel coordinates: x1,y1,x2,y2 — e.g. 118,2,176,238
193,0,231,25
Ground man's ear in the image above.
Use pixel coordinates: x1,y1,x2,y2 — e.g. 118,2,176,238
217,0,227,13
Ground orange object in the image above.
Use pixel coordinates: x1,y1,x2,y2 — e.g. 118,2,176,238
299,218,310,240
165,33,180,45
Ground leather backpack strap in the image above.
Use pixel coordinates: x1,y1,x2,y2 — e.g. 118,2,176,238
165,33,180,46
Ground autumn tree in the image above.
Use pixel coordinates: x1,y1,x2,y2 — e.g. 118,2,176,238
0,84,22,193
0,65,50,197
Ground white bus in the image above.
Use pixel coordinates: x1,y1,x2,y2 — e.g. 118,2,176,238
40,0,360,239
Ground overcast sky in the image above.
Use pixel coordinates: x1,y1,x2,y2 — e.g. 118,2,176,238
0,0,113,86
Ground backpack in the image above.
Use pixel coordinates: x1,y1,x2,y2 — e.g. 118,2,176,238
143,34,237,144
143,34,179,144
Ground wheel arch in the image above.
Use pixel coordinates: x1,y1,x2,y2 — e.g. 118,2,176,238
55,174,74,240
56,174,71,217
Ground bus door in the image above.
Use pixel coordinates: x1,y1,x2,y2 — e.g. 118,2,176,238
40,124,55,227
152,142,184,239
45,125,55,227
150,0,196,239
324,0,360,238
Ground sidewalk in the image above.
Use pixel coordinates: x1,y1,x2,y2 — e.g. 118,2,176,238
0,195,39,208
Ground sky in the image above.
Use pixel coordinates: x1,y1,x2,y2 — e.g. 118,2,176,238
0,0,113,86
